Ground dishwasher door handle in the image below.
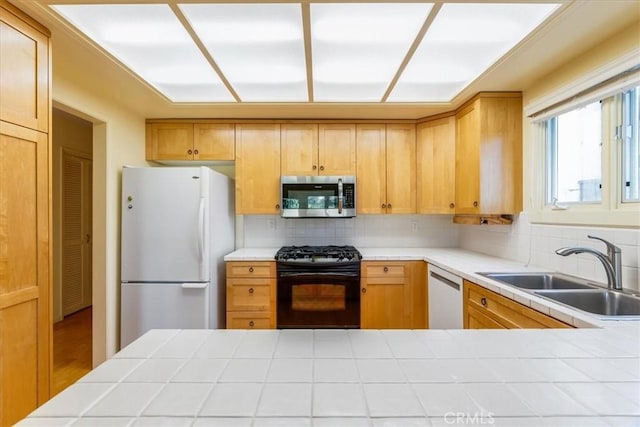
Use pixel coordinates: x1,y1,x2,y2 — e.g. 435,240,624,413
430,271,461,291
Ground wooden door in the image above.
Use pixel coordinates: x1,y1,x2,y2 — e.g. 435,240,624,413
361,277,411,329
281,123,318,175
193,123,235,161
356,124,386,214
236,124,281,214
455,102,481,214
417,117,456,214
0,121,50,425
318,124,356,175
145,123,194,161
61,152,92,316
385,124,416,214
0,7,49,133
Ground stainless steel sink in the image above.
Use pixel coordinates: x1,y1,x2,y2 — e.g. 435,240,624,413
534,290,640,317
478,272,599,290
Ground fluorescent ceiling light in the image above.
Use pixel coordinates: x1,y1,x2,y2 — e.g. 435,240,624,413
180,3,307,102
52,4,233,102
311,3,432,101
389,2,560,101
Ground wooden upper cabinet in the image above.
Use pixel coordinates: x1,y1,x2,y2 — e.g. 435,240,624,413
0,6,49,132
235,124,281,214
146,122,234,161
281,123,319,175
454,93,523,215
385,124,416,214
356,124,416,214
356,124,386,214
417,115,456,214
194,123,234,161
318,124,356,175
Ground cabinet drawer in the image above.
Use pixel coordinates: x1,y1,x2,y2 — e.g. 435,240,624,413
227,262,274,278
226,312,273,329
227,279,271,311
363,263,406,278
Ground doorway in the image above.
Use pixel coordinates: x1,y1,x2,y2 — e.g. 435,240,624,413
52,108,93,394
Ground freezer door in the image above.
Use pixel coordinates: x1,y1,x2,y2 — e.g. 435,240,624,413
120,282,209,348
121,167,209,282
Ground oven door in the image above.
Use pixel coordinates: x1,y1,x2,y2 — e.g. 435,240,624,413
277,271,360,329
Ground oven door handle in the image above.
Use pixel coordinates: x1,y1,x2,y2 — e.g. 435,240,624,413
278,272,360,278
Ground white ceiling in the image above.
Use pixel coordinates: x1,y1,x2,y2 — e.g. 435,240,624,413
9,0,640,119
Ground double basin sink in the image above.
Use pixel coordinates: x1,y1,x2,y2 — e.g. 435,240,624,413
477,272,640,319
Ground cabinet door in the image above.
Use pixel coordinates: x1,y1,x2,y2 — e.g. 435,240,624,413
361,277,411,329
455,102,481,214
318,124,356,175
281,123,318,175
146,123,194,161
0,121,50,425
0,8,49,132
417,117,456,214
236,124,281,214
356,124,386,214
194,123,235,161
385,124,416,214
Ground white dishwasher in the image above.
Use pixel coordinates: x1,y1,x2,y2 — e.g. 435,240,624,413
428,264,464,329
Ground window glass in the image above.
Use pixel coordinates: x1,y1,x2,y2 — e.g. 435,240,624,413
622,86,640,202
546,100,602,204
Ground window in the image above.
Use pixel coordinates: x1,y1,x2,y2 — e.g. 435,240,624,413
622,86,640,202
545,100,603,204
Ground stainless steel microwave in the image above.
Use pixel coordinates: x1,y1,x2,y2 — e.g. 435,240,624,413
281,176,356,218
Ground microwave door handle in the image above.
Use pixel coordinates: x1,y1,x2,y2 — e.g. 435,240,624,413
337,178,343,214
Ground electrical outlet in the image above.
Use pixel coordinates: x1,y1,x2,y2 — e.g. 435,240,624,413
267,219,275,230
411,221,418,232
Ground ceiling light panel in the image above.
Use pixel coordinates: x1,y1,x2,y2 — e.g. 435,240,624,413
52,4,233,102
311,3,433,102
180,3,307,102
389,2,560,102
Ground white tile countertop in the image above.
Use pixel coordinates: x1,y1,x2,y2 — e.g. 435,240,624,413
20,327,640,426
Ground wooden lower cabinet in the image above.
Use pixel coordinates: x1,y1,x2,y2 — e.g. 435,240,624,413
226,261,276,329
463,280,573,329
361,261,426,329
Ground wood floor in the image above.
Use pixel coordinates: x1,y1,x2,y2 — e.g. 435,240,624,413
52,307,92,396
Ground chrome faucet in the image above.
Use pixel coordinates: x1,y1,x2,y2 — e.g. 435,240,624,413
555,235,623,290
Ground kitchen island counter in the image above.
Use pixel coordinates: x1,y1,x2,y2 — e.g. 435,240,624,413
20,326,640,425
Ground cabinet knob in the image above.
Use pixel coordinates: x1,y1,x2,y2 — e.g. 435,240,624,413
276,204,280,210
381,203,387,209
383,266,389,273
194,149,199,155
187,149,193,155
387,203,392,209
361,288,367,294
249,267,254,273
449,203,455,209
480,297,487,306
319,165,325,171
473,201,479,207
312,165,317,170
249,320,255,327
248,288,254,294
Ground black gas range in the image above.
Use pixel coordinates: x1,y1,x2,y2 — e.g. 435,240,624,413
275,245,362,329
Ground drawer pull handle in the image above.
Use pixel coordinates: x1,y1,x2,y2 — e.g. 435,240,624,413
383,266,389,273
249,320,254,327
248,288,254,294
480,297,487,306
249,267,254,273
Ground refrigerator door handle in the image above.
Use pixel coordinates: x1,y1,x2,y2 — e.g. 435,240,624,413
181,283,207,289
198,197,206,271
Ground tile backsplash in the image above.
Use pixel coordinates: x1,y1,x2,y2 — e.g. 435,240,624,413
237,213,639,292
459,213,640,292
238,214,460,249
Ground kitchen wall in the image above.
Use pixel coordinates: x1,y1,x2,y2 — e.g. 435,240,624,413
459,213,639,292
239,214,459,249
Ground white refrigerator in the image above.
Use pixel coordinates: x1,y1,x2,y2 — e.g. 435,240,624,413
120,166,234,347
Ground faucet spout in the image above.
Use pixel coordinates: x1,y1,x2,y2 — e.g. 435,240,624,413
555,236,623,290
